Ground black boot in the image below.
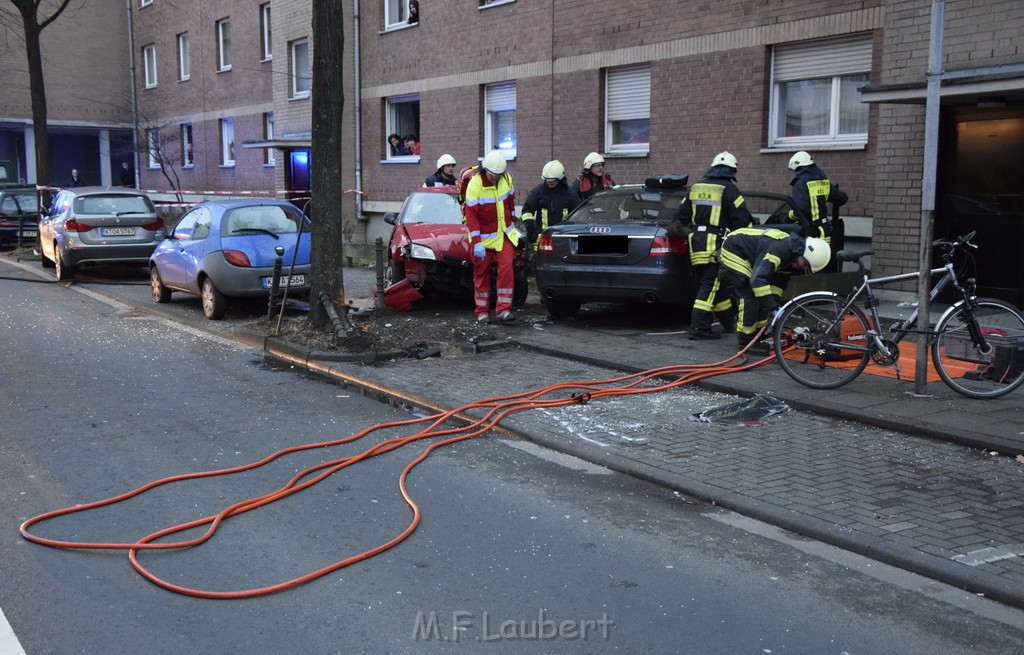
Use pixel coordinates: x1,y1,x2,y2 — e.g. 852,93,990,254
689,327,721,341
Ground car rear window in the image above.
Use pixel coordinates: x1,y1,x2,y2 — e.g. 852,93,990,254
76,195,154,215
8,193,39,212
403,193,462,225
569,190,684,225
224,205,305,235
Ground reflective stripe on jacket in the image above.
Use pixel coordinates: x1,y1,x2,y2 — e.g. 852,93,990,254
464,171,519,250
720,227,797,299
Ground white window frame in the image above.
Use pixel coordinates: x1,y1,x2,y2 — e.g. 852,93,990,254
768,34,871,148
147,128,160,168
264,113,275,166
220,118,235,166
140,0,153,7
177,32,190,81
385,94,420,162
605,64,650,155
484,82,517,158
181,123,194,168
260,3,272,61
216,18,232,72
384,0,409,29
290,39,310,99
142,44,157,89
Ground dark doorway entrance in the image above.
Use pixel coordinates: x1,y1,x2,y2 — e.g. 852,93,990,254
937,106,1024,307
288,149,311,205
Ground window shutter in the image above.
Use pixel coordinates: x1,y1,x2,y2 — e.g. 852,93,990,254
486,82,516,112
606,65,651,121
774,34,872,82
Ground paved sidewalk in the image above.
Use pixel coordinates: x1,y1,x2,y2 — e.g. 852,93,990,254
240,297,1024,610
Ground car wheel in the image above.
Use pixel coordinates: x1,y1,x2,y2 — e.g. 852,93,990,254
150,266,171,303
384,260,405,288
546,298,580,321
54,248,74,281
201,277,227,320
512,271,529,309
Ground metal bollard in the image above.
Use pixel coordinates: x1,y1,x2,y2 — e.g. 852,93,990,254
267,246,284,320
374,237,385,309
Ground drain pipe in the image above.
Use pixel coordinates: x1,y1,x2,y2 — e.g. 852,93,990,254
124,0,141,187
353,0,364,220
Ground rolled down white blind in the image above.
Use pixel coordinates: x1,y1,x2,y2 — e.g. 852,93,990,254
486,82,516,112
606,65,651,120
774,34,872,82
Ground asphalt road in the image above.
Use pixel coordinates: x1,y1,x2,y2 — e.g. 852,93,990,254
3,257,1024,654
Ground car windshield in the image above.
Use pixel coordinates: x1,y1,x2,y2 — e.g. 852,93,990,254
568,190,683,225
224,205,305,235
76,195,154,215
402,193,463,225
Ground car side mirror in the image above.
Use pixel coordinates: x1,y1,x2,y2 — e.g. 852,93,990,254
383,212,398,226
39,207,51,217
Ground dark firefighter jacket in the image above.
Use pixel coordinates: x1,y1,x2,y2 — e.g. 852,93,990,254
788,163,848,243
520,179,582,242
720,227,805,306
424,170,458,187
674,164,755,267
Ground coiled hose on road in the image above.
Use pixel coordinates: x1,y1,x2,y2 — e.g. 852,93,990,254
20,340,773,599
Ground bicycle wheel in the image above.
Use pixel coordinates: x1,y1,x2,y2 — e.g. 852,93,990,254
932,297,1024,399
773,294,871,390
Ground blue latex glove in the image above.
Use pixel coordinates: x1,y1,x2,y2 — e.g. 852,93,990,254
473,243,486,260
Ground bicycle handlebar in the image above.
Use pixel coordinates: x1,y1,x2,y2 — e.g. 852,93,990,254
932,230,978,251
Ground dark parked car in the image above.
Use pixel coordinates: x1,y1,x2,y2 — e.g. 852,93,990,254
38,187,165,280
0,186,39,248
383,187,527,307
149,199,312,320
533,178,823,320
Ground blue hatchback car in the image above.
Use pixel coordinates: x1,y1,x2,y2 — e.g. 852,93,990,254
149,199,312,319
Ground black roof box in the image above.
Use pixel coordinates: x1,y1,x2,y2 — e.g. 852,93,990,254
645,174,688,190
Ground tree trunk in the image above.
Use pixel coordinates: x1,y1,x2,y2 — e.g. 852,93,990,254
19,12,50,189
308,0,347,331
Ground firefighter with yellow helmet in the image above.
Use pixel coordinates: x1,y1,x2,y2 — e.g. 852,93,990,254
463,150,520,324
786,150,848,246
571,152,615,201
520,160,582,246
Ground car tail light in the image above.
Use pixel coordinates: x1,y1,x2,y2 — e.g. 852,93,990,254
223,250,251,267
65,219,94,232
537,233,554,252
141,217,166,231
649,236,686,256
0,220,15,227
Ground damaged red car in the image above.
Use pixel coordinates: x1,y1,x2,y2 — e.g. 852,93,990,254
383,187,527,308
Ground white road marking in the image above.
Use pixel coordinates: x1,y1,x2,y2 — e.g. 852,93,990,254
0,607,27,655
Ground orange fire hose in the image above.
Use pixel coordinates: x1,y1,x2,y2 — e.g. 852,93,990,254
20,338,774,598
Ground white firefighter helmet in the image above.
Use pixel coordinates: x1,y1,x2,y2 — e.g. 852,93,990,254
541,160,565,180
436,154,457,170
802,237,831,273
712,151,738,169
583,152,605,171
788,151,814,171
481,150,507,175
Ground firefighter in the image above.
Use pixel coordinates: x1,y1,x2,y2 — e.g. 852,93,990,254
719,227,831,353
786,151,848,246
570,152,615,201
464,150,520,324
520,160,582,245
676,151,755,340
424,154,458,187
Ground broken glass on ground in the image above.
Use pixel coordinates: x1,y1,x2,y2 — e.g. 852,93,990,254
688,394,791,424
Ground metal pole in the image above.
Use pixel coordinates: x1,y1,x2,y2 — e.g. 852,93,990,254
374,237,385,309
915,0,945,395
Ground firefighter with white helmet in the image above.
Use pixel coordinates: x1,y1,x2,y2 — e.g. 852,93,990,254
520,160,582,245
719,227,831,353
570,152,615,201
785,150,848,247
463,151,520,323
424,154,458,187
676,151,755,341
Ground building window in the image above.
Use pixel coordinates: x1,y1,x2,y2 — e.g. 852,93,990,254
264,112,275,165
290,39,310,98
484,82,516,157
385,95,420,160
605,64,650,154
142,44,157,89
181,123,194,168
260,3,272,61
177,33,190,81
216,18,232,72
221,118,235,166
140,0,152,7
769,34,871,148
147,128,160,168
384,0,409,29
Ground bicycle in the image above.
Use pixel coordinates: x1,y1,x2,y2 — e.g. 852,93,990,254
771,231,1024,399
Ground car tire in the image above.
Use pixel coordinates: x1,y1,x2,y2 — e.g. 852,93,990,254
546,298,580,321
512,271,529,309
384,260,405,288
54,248,74,281
150,266,171,303
201,277,227,320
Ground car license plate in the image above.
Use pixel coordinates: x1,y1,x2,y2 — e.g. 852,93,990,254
21,230,37,238
101,227,136,236
261,274,306,289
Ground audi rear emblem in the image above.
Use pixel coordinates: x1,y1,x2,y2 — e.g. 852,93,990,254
588,226,612,234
